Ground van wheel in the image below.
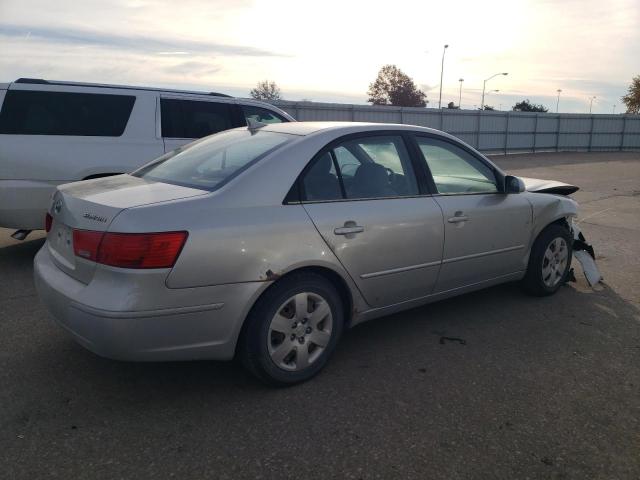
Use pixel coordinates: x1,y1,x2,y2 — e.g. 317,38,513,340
238,272,344,386
522,224,573,296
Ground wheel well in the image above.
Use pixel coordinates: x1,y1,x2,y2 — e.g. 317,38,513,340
83,173,123,180
549,216,571,231
260,266,353,323
234,266,354,359
291,266,354,325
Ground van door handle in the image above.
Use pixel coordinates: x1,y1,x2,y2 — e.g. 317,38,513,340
447,212,469,223
334,221,364,236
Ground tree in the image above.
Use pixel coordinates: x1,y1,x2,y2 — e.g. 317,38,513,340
250,80,282,101
512,99,548,112
367,65,427,107
621,75,640,114
447,101,459,109
481,105,495,111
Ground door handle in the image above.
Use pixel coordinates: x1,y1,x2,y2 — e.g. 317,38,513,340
334,221,364,236
447,212,469,223
334,226,364,235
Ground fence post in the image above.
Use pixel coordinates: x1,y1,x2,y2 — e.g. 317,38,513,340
350,105,355,122
400,107,404,124
620,115,627,151
588,114,594,152
294,102,300,121
476,110,482,150
533,114,539,153
440,108,444,130
503,111,509,155
555,114,561,152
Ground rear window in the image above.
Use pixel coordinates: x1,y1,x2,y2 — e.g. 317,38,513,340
0,90,135,136
133,129,293,191
161,98,234,139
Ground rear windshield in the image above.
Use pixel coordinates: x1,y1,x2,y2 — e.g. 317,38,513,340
0,90,135,136
133,129,293,191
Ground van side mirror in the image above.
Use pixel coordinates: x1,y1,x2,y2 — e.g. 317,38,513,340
504,175,525,193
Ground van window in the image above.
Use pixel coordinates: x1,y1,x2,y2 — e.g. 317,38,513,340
0,90,135,136
161,99,234,139
242,105,287,124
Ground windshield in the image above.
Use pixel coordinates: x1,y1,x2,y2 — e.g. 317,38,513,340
133,129,293,190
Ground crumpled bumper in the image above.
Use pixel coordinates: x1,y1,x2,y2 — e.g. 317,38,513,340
570,221,602,286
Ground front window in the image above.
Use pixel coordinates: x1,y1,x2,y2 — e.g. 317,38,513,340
415,137,498,194
133,129,293,191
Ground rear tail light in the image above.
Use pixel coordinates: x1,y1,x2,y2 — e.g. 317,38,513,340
73,230,104,262
72,230,188,269
45,213,53,233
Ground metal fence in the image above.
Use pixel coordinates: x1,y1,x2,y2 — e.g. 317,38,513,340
271,100,640,154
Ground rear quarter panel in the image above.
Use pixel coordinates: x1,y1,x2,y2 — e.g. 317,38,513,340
109,197,366,310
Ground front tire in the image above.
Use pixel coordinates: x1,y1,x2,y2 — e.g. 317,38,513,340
238,272,344,386
522,224,573,296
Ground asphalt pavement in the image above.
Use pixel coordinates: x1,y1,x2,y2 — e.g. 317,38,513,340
1,151,639,479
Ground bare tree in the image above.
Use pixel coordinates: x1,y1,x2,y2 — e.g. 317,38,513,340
621,75,640,114
250,80,282,101
367,65,427,107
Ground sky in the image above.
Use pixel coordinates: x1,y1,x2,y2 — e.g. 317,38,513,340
0,0,638,113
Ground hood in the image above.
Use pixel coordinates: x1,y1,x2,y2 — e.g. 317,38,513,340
520,177,579,195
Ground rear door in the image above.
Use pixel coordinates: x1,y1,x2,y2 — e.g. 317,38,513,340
412,135,532,293
160,96,244,152
298,133,444,308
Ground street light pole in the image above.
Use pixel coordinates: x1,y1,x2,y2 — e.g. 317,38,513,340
613,104,616,114
438,44,449,109
556,89,562,113
589,96,596,113
458,78,464,109
481,72,508,109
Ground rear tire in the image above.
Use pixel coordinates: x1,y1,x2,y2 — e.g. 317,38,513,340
522,224,573,296
238,272,344,386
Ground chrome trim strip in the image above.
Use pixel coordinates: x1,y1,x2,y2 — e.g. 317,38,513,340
360,244,525,279
360,260,442,279
442,244,525,264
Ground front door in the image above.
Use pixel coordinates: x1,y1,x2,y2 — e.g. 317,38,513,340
413,135,532,293
299,134,445,308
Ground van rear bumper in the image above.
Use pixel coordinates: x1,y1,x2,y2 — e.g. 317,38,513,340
0,180,59,230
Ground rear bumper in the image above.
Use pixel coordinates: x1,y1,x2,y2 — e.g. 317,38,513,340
0,179,59,230
34,245,266,361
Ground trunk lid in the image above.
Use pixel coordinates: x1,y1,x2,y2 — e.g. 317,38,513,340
520,177,579,195
47,175,206,284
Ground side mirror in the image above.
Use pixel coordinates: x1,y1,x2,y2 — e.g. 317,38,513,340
504,175,525,193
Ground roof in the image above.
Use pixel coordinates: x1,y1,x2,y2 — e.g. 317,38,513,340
262,121,444,137
12,78,231,97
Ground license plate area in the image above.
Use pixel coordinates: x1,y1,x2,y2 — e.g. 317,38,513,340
48,221,76,269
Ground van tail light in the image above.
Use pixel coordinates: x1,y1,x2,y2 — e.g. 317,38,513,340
72,230,188,269
45,213,53,233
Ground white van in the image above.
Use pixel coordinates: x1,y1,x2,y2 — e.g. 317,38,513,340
0,78,294,236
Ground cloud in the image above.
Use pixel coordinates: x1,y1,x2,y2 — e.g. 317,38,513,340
162,60,221,76
0,23,287,57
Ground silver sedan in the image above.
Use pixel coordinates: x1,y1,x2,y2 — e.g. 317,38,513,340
34,122,593,385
